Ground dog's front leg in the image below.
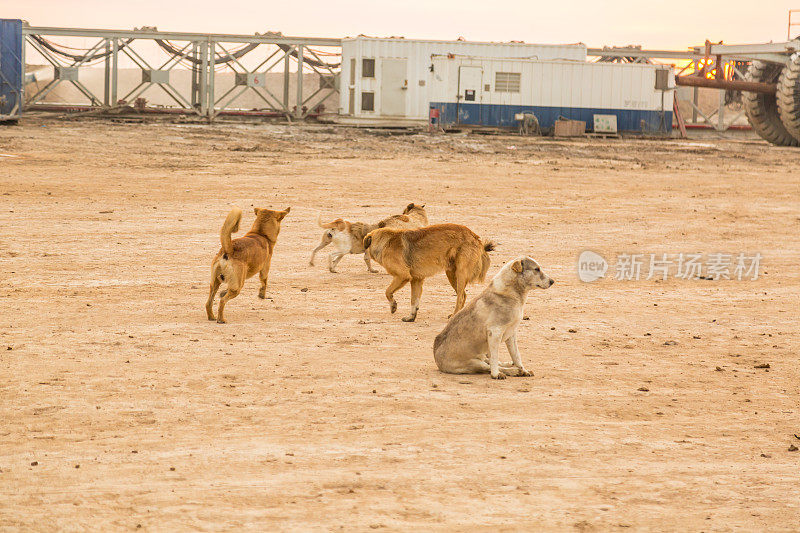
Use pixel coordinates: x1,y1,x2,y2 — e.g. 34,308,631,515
487,327,506,379
505,333,532,377
258,254,273,299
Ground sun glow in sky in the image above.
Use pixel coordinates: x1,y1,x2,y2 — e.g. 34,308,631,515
7,0,800,50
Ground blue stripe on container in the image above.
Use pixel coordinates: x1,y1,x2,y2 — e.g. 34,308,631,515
431,102,672,133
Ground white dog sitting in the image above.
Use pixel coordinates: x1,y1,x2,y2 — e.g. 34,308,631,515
433,256,554,379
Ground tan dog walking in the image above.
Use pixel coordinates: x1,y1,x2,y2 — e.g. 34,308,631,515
311,216,379,272
364,223,494,322
310,203,428,273
205,206,290,323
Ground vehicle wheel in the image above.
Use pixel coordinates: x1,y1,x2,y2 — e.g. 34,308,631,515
777,52,800,143
743,60,799,146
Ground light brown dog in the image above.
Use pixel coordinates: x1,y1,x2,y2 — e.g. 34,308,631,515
311,217,379,272
310,203,428,273
434,256,554,379
363,223,494,322
205,206,290,323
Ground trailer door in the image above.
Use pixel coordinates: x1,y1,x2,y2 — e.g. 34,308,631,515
380,59,407,116
457,66,483,124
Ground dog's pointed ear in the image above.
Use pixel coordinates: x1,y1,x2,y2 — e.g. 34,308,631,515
276,208,290,221
363,235,372,249
420,204,425,209
511,259,523,273
405,202,415,213
253,207,260,216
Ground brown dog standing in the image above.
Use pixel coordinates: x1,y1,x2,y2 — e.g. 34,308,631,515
364,223,494,322
205,206,290,323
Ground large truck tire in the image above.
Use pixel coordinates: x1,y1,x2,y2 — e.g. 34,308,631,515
777,53,800,143
743,60,799,146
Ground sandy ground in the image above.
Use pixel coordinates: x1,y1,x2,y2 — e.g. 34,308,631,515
1,117,799,531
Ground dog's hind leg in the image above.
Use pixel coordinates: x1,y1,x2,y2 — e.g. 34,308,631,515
217,286,241,324
453,275,468,316
402,277,424,322
205,269,222,321
440,358,492,375
217,271,245,324
505,334,532,377
445,268,458,291
440,356,517,376
444,269,460,318
364,252,379,273
309,244,325,266
309,235,331,266
452,255,476,315
328,252,346,273
385,276,409,315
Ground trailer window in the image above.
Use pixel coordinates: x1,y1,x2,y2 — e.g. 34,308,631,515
361,91,375,111
495,72,521,93
362,58,375,78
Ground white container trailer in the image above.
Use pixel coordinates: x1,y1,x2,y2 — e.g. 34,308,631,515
339,37,587,122
429,55,674,132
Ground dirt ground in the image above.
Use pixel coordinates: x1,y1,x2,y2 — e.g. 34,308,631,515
1,116,798,531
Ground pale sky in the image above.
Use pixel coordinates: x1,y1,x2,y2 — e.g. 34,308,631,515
6,0,799,50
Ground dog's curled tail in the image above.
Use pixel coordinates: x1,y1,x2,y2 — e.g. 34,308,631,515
220,207,242,255
363,234,373,250
318,214,347,231
477,239,495,282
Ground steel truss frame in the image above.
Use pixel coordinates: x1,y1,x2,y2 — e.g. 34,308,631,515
22,26,342,120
